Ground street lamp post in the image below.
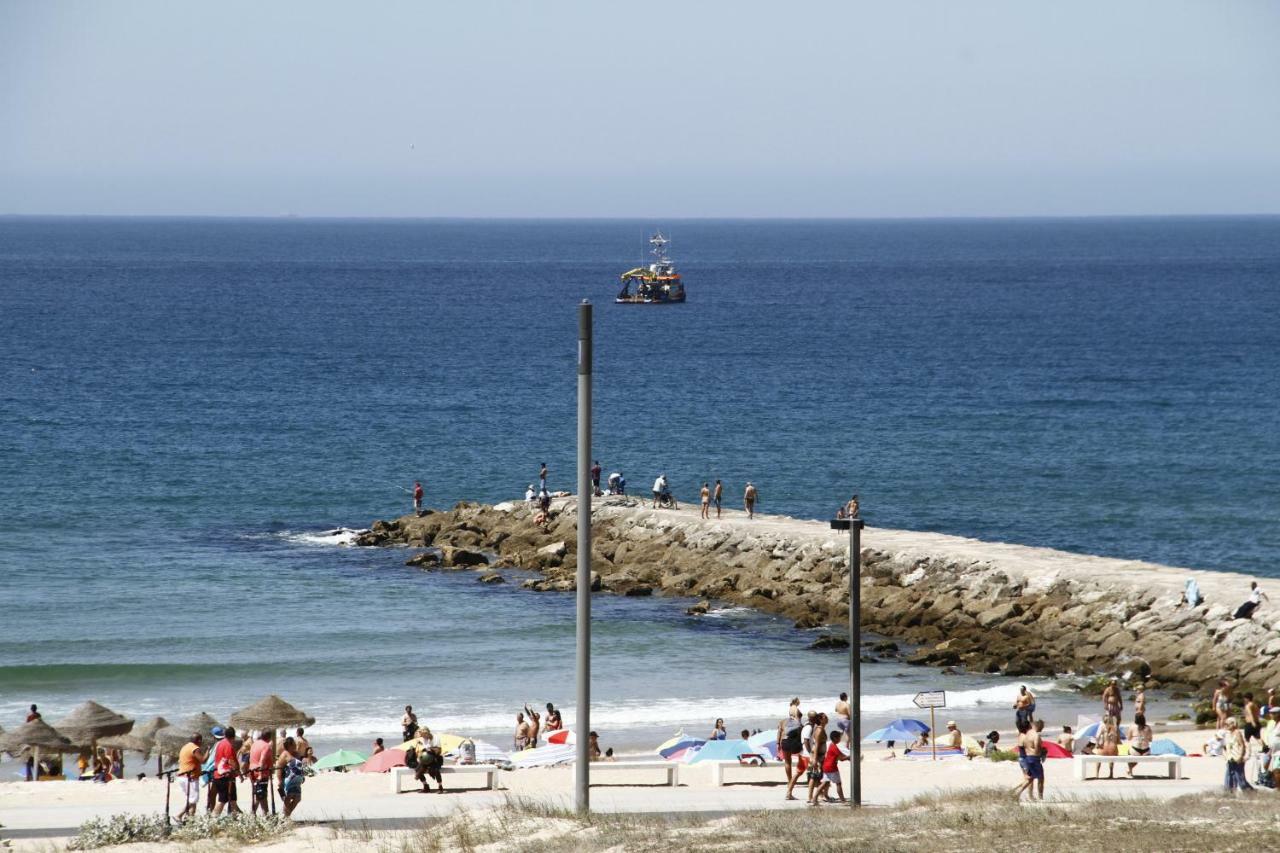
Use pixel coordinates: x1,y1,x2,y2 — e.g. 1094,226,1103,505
830,512,864,808
574,301,592,815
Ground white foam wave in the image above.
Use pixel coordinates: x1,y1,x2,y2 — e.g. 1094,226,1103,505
279,528,365,547
305,681,1062,737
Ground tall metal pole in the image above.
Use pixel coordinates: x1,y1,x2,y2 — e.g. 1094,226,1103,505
575,300,593,815
849,517,864,808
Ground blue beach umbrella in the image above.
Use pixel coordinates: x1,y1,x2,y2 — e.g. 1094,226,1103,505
863,718,930,744
1076,721,1126,744
685,739,763,764
656,734,707,761
1150,738,1186,756
747,730,779,758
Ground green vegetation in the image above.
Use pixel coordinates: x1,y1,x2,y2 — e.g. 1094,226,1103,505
66,813,291,850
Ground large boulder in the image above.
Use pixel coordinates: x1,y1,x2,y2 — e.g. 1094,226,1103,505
439,546,489,568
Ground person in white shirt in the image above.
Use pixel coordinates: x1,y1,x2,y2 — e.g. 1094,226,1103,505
652,474,667,508
524,485,536,504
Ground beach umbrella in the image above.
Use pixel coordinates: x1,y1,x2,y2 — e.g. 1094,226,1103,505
546,729,574,745
0,719,76,782
359,748,406,773
52,701,134,749
1150,738,1186,756
685,739,763,764
394,732,465,755
153,713,222,757
451,739,510,764
1075,721,1126,747
1041,741,1072,759
656,734,706,760
863,720,928,744
313,749,368,770
511,743,575,768
747,730,780,758
228,695,316,732
132,717,171,774
98,733,153,755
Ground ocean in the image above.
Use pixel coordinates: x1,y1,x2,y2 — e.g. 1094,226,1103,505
2,217,1277,757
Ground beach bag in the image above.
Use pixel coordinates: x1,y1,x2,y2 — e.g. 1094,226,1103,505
282,758,306,796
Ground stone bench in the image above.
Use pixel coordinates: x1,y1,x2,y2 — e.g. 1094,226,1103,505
1072,754,1182,781
390,764,501,793
704,759,775,787
589,760,679,786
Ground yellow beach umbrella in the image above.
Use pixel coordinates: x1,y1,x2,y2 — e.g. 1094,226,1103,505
395,732,464,754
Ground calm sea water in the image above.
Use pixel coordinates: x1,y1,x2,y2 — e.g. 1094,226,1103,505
2,217,1277,753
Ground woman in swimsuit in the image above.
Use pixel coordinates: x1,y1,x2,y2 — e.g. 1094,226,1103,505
1094,717,1121,779
1213,680,1233,729
1127,713,1153,777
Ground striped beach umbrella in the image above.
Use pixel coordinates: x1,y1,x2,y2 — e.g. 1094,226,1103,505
656,734,706,761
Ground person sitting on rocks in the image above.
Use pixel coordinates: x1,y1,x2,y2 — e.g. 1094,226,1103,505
1234,581,1269,620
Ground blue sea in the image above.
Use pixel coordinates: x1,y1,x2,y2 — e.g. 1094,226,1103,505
2,217,1277,755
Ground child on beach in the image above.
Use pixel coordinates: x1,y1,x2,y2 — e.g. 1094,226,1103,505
816,730,849,803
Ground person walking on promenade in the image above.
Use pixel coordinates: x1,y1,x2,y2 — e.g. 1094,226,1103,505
713,480,723,518
1101,677,1123,721
1234,581,1269,619
1224,717,1252,793
700,483,711,519
412,481,423,515
744,482,758,519
211,726,242,816
591,460,602,495
779,703,804,800
175,733,205,821
805,713,829,805
402,705,418,741
817,730,849,803
539,462,548,493
1214,680,1233,729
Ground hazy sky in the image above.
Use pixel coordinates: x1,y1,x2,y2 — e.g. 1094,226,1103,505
2,0,1278,217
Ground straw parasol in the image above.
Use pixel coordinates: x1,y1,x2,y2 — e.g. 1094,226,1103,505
52,701,135,749
135,716,171,742
0,719,76,781
153,712,223,758
98,733,153,755
229,695,315,732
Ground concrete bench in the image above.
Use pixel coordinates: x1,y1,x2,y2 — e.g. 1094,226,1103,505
391,764,501,793
589,760,679,786
705,759,774,787
1073,754,1182,781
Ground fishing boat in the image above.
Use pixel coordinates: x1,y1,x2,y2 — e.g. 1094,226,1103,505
616,232,686,304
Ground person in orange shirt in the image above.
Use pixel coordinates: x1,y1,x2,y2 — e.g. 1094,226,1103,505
175,733,205,821
248,731,274,816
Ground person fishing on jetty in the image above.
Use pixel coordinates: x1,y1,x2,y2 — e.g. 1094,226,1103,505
413,481,423,515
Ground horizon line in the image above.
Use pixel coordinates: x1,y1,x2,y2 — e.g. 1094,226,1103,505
3,212,1280,223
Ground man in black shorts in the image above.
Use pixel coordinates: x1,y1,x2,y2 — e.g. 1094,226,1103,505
211,726,242,815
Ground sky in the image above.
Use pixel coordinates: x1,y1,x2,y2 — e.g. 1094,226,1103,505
2,0,1278,217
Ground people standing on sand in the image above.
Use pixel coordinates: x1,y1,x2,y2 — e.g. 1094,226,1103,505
539,462,548,493
1101,677,1123,721
294,728,314,764
1224,717,1252,792
523,704,542,747
834,693,851,733
545,702,563,732
1025,721,1046,800
1014,685,1036,728
276,737,305,817
710,718,727,740
514,712,529,750
700,483,711,519
211,726,242,816
1234,581,1269,620
817,730,849,804
779,705,805,800
1093,717,1121,779
588,731,604,762
744,482,758,519
175,733,205,821
806,713,829,805
591,460,602,495
1213,680,1233,729
402,705,418,741
249,731,273,815
713,480,723,518
413,481,423,515
1243,693,1262,747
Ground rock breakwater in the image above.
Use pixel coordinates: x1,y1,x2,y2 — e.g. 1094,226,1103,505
357,497,1278,693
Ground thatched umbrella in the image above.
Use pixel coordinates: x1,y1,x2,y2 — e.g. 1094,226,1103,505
53,701,134,749
153,712,222,758
0,719,75,782
229,695,315,732
132,716,171,774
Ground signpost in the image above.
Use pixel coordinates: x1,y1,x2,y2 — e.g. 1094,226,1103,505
912,691,947,761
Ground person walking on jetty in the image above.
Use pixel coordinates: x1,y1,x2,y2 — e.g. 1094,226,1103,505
1101,677,1123,721
591,460,602,495
1234,581,1269,620
713,480,723,518
744,482,758,519
539,462,548,493
412,481,423,515
175,733,205,821
1214,680,1233,729
700,483,711,519
211,726,242,816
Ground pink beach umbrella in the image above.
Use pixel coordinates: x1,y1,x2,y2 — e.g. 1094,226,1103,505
359,748,406,773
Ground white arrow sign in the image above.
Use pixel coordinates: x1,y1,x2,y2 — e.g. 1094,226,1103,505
913,690,947,709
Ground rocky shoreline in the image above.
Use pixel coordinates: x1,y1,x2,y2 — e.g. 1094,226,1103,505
356,497,1279,696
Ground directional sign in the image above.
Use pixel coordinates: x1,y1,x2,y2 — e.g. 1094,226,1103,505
912,690,947,709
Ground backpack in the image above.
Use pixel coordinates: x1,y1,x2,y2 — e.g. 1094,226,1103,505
404,747,418,769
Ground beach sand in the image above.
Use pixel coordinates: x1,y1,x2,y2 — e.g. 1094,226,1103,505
0,727,1249,851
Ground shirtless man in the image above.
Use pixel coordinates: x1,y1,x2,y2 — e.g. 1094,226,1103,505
834,693,851,733
1243,693,1262,746
744,482,758,519
846,494,860,518
514,713,530,751
1057,725,1074,751
1012,720,1044,801
700,483,711,519
539,462,548,493
523,705,542,748
1013,685,1035,728
713,480,723,519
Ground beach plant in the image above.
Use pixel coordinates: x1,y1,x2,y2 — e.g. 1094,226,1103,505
67,813,292,850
